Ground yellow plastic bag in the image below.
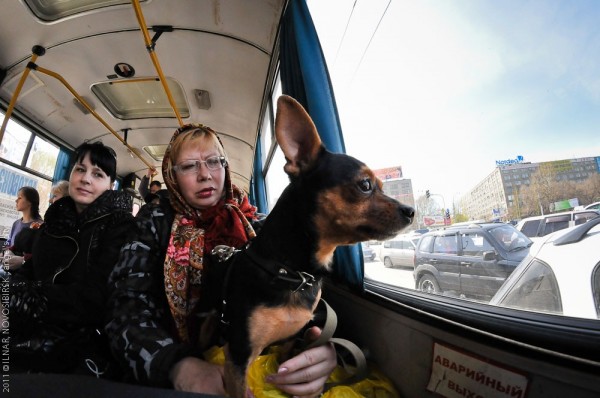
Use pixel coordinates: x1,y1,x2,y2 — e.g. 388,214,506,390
204,345,226,365
204,346,400,398
323,365,400,398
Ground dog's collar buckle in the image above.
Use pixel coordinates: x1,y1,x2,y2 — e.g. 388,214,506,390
295,271,315,292
277,269,315,292
212,245,239,263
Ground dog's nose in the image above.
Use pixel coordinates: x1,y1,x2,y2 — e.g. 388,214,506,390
399,205,415,221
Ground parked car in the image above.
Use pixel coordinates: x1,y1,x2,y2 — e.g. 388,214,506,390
515,210,600,241
584,202,600,211
490,217,600,319
380,234,420,268
365,240,384,261
414,223,532,300
361,242,376,262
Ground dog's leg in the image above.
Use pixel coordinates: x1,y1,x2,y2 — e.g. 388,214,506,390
223,344,246,398
224,343,266,398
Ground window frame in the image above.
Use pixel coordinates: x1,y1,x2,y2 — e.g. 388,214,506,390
365,278,600,367
1,108,69,228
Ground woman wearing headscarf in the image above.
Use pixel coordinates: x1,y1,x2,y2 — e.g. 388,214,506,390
9,141,135,378
106,124,336,397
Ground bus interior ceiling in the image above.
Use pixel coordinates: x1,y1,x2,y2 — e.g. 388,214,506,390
0,0,287,191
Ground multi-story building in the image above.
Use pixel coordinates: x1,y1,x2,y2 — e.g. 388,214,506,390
373,166,415,209
460,156,600,221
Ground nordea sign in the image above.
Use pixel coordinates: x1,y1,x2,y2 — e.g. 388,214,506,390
496,155,524,166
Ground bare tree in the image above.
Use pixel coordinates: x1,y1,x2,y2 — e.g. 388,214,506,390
577,174,600,205
514,165,599,215
415,194,443,229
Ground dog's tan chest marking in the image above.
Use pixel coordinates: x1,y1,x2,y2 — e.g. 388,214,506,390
247,290,321,360
248,305,314,351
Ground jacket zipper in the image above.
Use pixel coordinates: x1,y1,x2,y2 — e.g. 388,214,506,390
51,213,111,284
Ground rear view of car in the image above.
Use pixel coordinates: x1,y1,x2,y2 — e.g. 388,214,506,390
491,217,600,319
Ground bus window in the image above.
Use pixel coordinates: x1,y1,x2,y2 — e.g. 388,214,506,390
0,112,31,165
305,0,600,322
0,112,57,233
26,135,60,177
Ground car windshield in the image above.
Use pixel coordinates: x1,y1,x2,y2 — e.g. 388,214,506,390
489,225,532,251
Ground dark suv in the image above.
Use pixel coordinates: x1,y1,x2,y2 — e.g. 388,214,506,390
414,223,532,300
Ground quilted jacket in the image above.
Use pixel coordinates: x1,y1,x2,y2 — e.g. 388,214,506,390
9,190,135,374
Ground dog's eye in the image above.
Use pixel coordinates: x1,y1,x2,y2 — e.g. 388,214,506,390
357,178,373,193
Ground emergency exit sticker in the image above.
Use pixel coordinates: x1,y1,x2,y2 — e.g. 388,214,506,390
427,342,529,398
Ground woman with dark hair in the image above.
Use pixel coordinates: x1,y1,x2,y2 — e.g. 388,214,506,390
8,141,135,378
7,186,43,242
3,186,43,270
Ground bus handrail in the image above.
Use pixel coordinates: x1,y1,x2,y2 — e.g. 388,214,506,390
0,45,154,170
130,0,184,127
32,64,154,170
0,46,45,144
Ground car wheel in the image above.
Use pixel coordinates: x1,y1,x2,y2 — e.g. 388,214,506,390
383,257,393,268
418,274,441,294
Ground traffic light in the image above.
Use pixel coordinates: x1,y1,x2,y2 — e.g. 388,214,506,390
444,208,451,225
426,190,430,199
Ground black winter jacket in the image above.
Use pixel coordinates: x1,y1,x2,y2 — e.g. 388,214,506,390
105,200,263,387
10,190,135,373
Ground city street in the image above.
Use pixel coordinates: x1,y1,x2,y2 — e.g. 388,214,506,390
364,258,415,290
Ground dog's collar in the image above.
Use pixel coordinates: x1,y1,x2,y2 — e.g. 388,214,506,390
244,243,316,293
211,243,316,293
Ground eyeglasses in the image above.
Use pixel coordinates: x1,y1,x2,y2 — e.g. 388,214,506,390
173,156,226,175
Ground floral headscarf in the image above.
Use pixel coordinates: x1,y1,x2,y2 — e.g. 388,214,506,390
162,124,257,343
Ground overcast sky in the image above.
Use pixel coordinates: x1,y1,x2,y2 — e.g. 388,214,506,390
307,0,600,209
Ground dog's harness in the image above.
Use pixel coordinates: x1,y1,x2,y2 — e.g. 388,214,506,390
211,243,317,330
245,246,317,293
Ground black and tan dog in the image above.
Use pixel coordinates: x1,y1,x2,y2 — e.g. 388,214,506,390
207,95,414,397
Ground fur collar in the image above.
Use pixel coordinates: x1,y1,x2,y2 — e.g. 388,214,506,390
44,190,132,234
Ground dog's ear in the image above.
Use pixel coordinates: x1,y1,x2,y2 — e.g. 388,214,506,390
275,95,323,177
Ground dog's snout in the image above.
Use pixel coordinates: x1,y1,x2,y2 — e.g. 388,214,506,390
400,205,415,221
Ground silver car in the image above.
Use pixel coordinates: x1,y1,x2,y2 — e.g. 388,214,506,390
380,234,420,268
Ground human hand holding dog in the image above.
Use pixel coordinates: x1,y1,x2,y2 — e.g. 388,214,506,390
169,356,226,395
266,326,337,398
